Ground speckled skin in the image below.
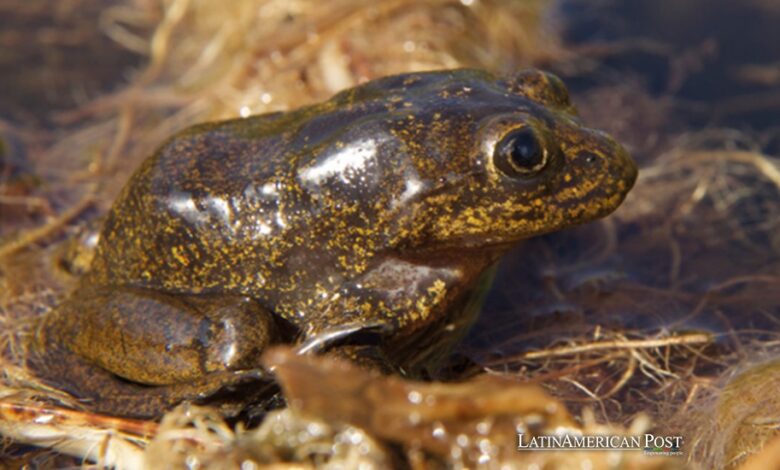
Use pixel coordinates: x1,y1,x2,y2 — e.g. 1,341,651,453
29,69,636,418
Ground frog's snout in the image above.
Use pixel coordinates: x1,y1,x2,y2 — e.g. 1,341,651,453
609,140,638,192
581,128,636,181
563,130,637,219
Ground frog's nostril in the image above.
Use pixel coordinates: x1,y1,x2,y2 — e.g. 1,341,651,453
581,151,598,164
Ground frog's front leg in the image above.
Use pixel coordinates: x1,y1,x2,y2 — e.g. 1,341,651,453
299,257,489,374
28,285,278,417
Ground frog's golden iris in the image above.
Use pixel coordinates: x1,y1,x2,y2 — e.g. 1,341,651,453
28,69,637,418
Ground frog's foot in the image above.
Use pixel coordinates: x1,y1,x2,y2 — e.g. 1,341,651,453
54,217,103,277
295,322,398,374
296,322,389,355
25,341,275,419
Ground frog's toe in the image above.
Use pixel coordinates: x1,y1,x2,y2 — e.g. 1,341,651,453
296,321,391,354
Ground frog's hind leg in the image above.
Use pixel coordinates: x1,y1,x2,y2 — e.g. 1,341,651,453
26,285,279,418
26,339,274,418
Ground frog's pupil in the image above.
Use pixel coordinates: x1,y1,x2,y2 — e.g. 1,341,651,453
512,131,541,167
496,128,545,175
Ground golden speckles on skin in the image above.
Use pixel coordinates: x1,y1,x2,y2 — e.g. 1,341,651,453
413,279,447,322
34,69,636,416
171,246,189,266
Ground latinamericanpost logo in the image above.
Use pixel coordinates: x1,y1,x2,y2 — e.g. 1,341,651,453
517,432,683,456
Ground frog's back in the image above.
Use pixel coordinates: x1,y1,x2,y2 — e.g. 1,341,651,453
86,70,500,298
89,113,302,296
88,81,429,299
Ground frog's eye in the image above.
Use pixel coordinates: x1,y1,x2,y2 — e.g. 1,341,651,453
493,127,548,177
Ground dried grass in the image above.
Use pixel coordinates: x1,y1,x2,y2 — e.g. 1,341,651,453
0,0,779,468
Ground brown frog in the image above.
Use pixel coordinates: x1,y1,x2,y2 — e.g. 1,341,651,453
28,69,637,418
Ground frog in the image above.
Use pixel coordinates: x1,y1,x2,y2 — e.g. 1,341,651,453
27,69,637,418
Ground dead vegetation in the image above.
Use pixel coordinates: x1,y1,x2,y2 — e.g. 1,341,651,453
1,0,779,468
